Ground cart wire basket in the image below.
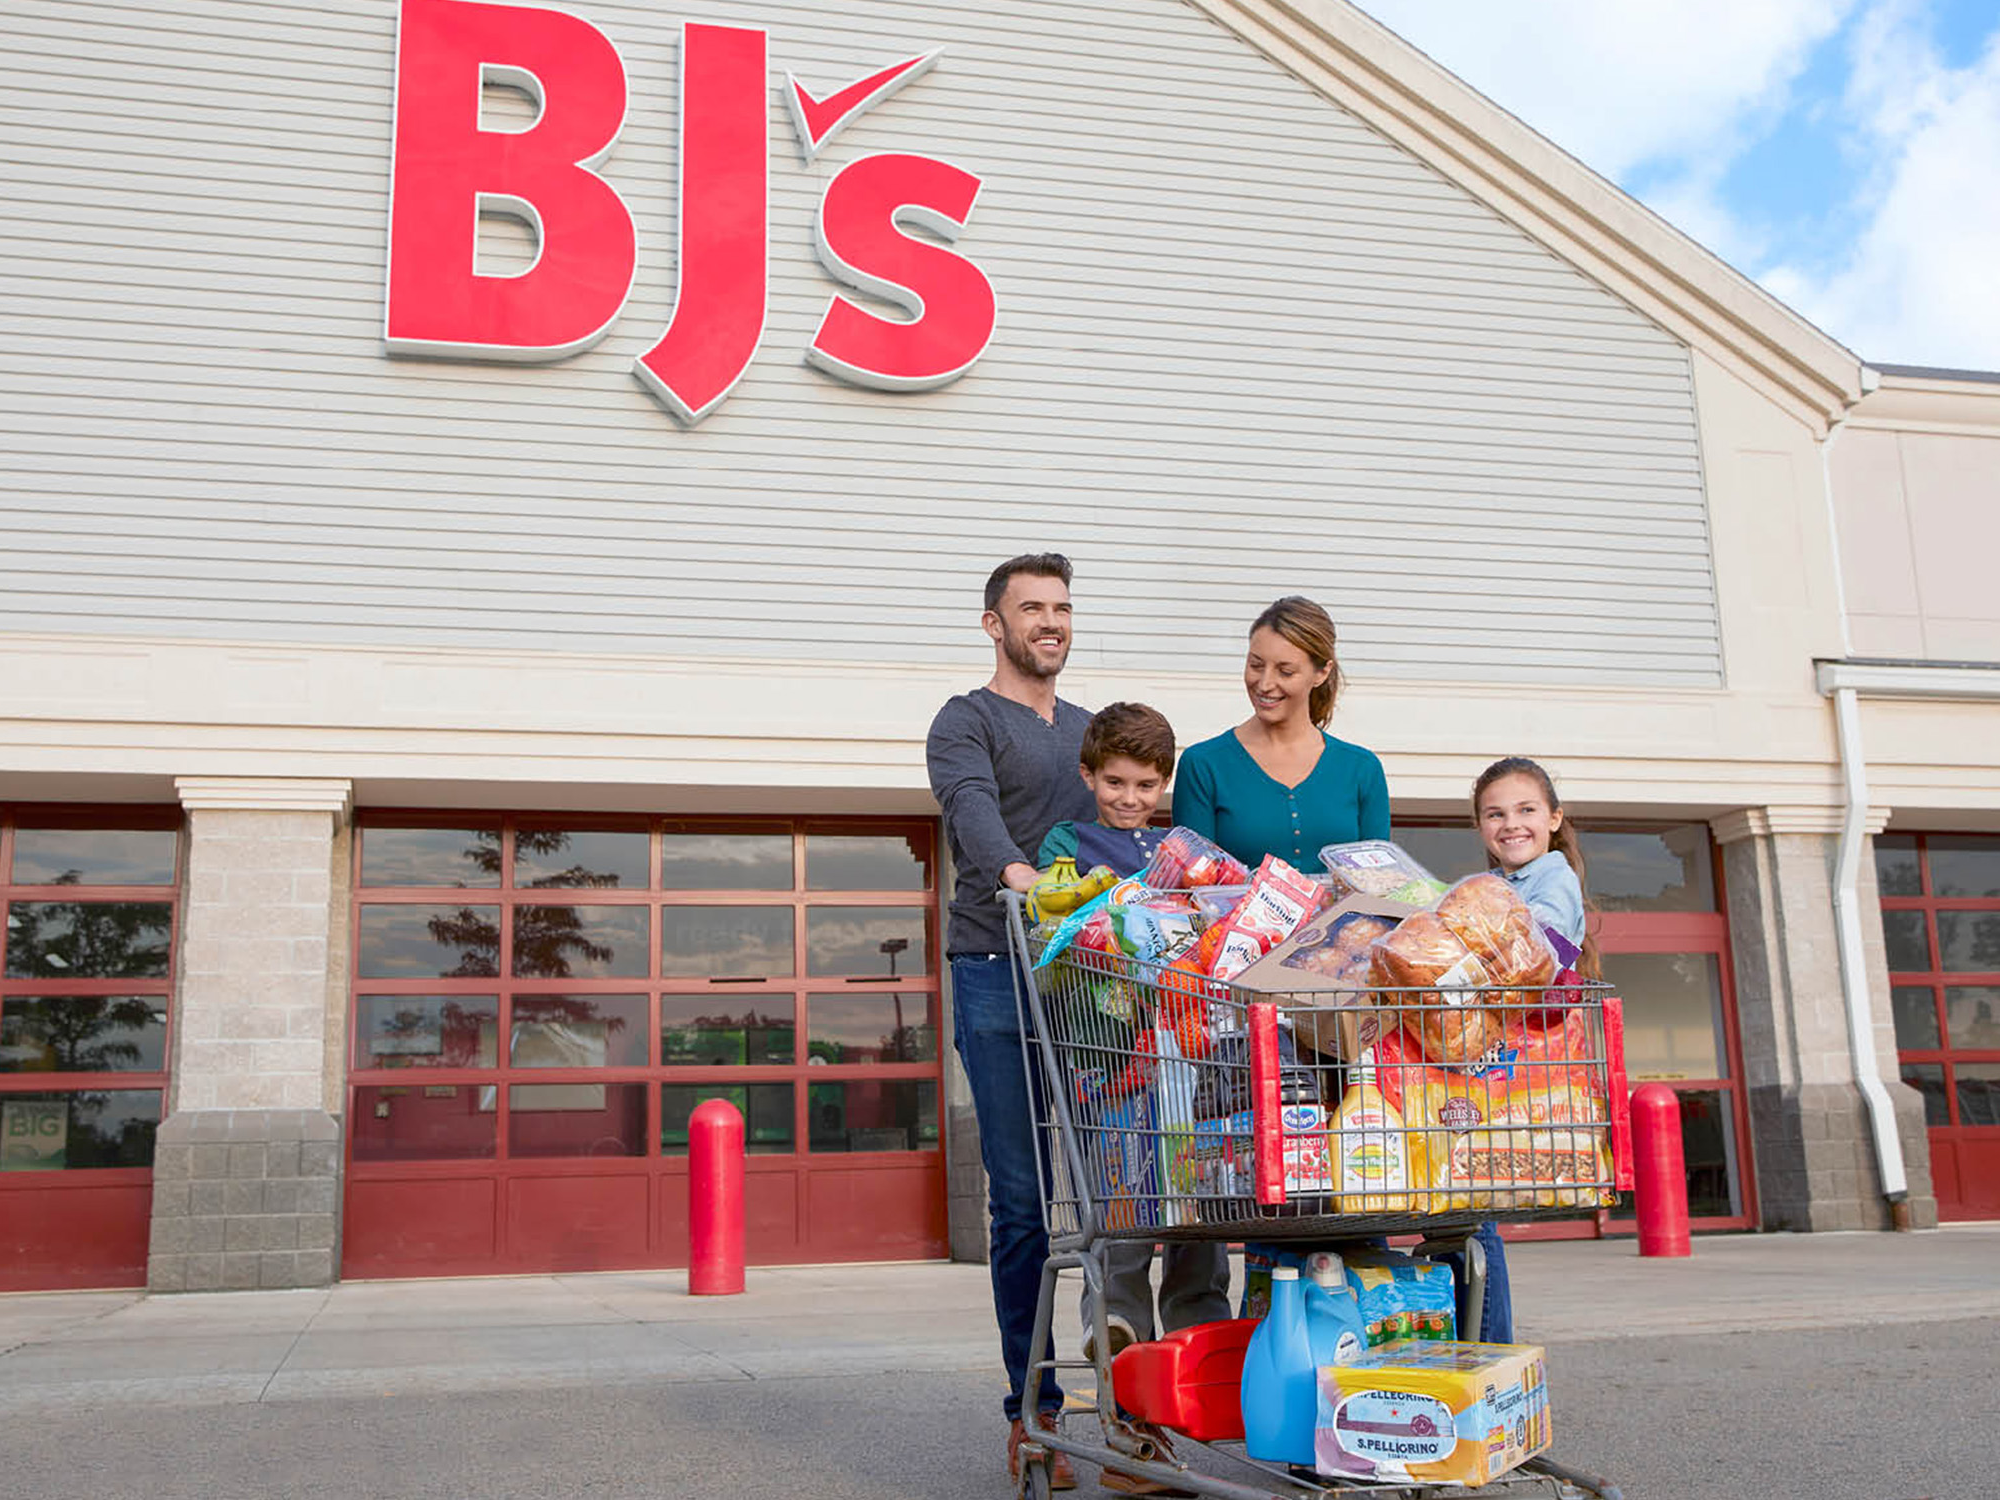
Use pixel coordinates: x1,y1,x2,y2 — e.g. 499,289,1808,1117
1000,889,1630,1500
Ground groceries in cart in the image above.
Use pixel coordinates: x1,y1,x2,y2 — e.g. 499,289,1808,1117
1317,838,1451,906
1317,1340,1552,1486
1026,855,1121,924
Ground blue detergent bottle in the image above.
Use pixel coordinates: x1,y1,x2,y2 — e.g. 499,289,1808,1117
1303,1251,1368,1369
1240,1266,1318,1464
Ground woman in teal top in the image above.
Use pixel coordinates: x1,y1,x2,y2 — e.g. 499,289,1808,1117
1173,596,1389,867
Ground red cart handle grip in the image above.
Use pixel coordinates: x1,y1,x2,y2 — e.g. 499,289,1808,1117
1604,995,1635,1192
1249,1001,1286,1206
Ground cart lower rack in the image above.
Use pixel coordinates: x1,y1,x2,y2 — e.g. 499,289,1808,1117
1001,890,1629,1499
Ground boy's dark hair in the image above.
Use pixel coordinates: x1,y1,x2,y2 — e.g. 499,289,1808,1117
1081,702,1176,778
984,552,1072,613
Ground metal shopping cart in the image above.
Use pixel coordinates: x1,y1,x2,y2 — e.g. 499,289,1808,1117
1002,890,1630,1500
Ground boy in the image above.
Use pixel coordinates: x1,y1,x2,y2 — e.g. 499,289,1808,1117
1035,704,1231,1496
1035,702,1179,877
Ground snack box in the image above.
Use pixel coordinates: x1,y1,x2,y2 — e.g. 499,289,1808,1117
1087,1087,1164,1231
1232,896,1419,1058
1110,1317,1255,1441
1315,1340,1551,1487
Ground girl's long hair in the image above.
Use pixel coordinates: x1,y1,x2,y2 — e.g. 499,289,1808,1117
1473,756,1602,980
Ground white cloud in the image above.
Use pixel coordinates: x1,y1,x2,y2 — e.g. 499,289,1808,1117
1349,0,1852,176
1765,8,2000,366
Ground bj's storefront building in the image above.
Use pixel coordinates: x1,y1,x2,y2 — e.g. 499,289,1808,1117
3,0,1996,1293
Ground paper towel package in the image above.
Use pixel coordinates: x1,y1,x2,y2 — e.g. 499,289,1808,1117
1315,1340,1551,1487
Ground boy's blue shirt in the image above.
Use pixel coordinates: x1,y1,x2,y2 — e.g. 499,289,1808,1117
1035,819,1168,877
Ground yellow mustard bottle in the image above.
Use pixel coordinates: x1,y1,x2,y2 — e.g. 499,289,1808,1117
1333,1057,1412,1213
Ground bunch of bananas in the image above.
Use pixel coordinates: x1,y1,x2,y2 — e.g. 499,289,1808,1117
1026,856,1121,924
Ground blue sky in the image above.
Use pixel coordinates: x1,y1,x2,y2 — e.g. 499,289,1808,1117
1350,0,2000,371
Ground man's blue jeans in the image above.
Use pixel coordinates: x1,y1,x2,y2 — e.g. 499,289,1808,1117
951,951,1061,1421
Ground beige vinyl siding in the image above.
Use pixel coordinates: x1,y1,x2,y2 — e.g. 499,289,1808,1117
0,0,1718,685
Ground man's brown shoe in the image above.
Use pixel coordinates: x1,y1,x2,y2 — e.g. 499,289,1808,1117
1008,1411,1078,1491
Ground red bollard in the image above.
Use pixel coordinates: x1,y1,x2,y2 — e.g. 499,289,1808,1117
1630,1083,1692,1258
688,1097,746,1294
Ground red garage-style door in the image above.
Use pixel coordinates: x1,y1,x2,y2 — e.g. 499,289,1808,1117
1877,833,2000,1221
0,810,179,1292
342,815,947,1278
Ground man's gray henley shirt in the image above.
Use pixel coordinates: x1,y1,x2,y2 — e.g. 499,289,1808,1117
926,687,1095,956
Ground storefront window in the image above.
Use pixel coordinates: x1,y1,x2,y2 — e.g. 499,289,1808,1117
1601,952,1726,1081
2,818,178,1184
659,906,794,979
514,829,649,889
349,817,942,1186
360,827,499,888
11,829,177,887
661,1083,795,1154
512,905,650,979
1875,833,2000,1221
0,1089,161,1171
805,832,933,891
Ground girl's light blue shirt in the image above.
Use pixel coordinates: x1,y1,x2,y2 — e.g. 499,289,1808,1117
1502,850,1585,946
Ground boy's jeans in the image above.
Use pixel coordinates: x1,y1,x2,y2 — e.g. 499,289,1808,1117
951,952,1061,1421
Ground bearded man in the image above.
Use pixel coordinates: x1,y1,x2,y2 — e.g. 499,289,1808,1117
926,552,1094,1489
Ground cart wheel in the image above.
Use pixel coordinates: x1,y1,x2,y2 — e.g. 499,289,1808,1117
1017,1453,1054,1500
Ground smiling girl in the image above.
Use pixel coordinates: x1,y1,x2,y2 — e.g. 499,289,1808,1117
1472,755,1599,978
1172,596,1388,869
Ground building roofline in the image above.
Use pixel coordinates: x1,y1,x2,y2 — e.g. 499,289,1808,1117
1868,363,2000,386
1188,0,1867,435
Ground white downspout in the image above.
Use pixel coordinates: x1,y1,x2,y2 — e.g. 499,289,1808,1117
1815,382,1909,1215
1827,683,1909,1206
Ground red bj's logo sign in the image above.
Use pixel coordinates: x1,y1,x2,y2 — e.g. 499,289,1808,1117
384,0,995,423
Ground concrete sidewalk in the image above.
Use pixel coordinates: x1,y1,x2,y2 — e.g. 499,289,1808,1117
3,1224,1996,1414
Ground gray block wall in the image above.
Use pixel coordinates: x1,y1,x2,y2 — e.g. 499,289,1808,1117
146,1108,342,1291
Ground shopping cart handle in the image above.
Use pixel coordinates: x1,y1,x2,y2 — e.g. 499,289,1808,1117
1249,1001,1287,1206
1605,995,1635,1192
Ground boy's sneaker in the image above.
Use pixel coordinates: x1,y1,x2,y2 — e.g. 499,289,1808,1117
1079,1313,1139,1366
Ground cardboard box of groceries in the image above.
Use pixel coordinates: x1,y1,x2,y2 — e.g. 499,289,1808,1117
1233,896,1417,1058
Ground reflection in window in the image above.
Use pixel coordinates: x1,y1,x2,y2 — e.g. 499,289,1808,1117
805,907,928,978
1873,834,1922,897
511,994,647,1067
1946,987,2000,1050
360,827,501,888
660,906,794,979
806,834,932,892
1674,1088,1740,1218
1928,835,2000,899
354,995,498,1070
4,902,172,980
1880,910,1931,974
11,829,177,887
1601,952,1726,1080
0,997,167,1073
514,830,648,890
1580,826,1714,912
1891,986,1940,1051
1956,1065,2000,1128
661,832,792,890
808,992,938,1063
0,1089,161,1170
509,1082,646,1156
808,1080,938,1153
512,905,649,979
661,995,794,1066
1936,912,2000,974
1901,1063,1949,1127
357,905,502,978
662,1083,793,1154
350,1084,496,1161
